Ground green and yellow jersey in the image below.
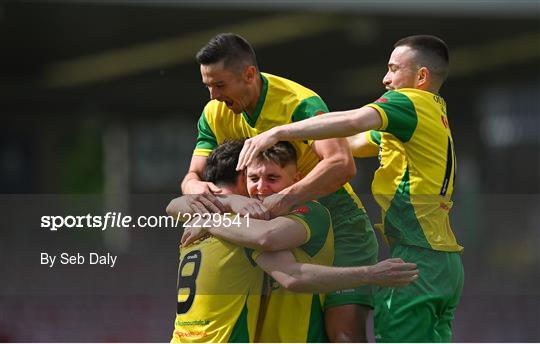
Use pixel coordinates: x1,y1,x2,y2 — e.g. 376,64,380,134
194,72,366,213
171,237,263,343
365,88,462,252
255,200,334,342
193,72,377,309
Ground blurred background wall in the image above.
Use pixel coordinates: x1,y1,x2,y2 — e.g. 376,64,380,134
1,0,539,341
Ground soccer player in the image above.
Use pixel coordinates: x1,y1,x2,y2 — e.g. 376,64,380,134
237,35,464,342
170,140,418,342
170,213,263,342
181,33,378,341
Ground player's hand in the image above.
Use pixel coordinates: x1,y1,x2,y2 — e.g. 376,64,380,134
367,258,419,287
227,195,271,220
184,193,228,214
236,128,280,170
183,179,222,195
262,193,296,218
181,225,209,247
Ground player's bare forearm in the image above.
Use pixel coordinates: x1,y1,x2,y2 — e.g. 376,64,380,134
273,107,381,141
181,172,202,193
166,197,192,221
208,216,307,251
256,251,371,293
237,107,382,170
278,160,349,207
257,254,420,293
278,264,372,293
182,155,216,194
207,217,272,250
180,160,225,211
167,194,230,221
280,139,355,205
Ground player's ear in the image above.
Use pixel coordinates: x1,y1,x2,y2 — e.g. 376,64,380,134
235,169,246,189
416,67,429,88
239,169,246,181
243,65,257,83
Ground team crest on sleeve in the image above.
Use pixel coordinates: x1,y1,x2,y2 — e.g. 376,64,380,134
292,206,310,215
315,111,326,116
374,97,388,103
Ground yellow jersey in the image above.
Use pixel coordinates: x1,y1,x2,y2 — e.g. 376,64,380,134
366,88,463,252
171,236,263,343
194,72,366,212
255,201,334,342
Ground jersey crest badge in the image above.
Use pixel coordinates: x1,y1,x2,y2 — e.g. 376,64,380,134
292,206,310,215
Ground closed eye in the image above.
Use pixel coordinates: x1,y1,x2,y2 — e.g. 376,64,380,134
203,82,225,88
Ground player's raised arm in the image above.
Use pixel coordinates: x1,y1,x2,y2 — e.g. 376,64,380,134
255,251,419,293
181,156,220,194
237,106,382,170
264,137,355,217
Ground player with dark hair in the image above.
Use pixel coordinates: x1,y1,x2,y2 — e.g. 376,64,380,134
196,33,258,73
203,139,249,187
237,35,464,342
170,140,418,342
181,32,379,341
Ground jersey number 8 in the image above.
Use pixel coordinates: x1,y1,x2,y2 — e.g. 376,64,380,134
177,250,202,314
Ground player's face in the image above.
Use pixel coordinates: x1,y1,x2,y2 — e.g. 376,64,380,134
382,46,420,91
246,160,299,199
200,61,252,114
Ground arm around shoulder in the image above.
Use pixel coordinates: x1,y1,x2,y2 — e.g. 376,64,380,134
255,255,420,293
255,250,371,293
206,215,308,251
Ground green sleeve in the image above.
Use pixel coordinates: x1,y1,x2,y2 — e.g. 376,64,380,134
195,111,218,151
291,96,330,122
287,201,331,257
369,130,382,145
371,90,418,142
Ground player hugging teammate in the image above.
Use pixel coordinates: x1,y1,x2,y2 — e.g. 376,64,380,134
168,33,462,343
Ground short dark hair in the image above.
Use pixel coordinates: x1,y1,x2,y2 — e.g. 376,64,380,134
394,35,450,85
203,139,246,186
196,33,258,72
255,141,297,168
204,140,297,187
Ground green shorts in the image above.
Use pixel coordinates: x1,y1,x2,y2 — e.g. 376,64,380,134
319,189,379,309
374,244,464,342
